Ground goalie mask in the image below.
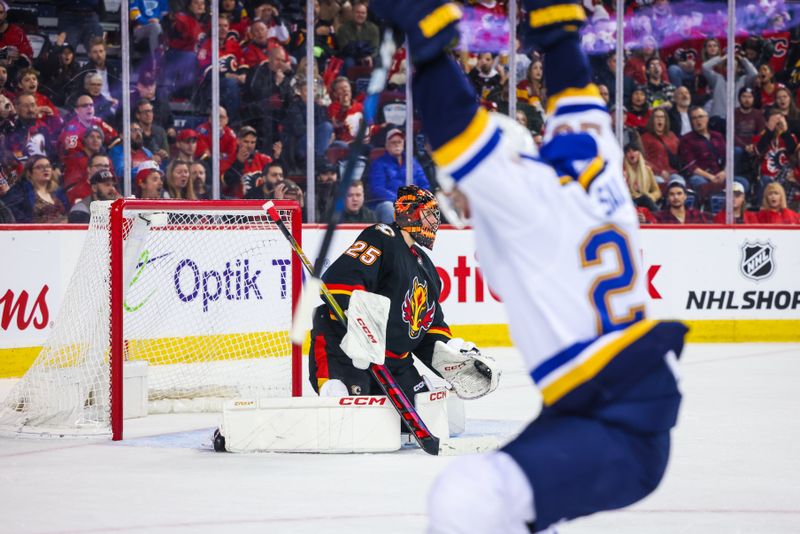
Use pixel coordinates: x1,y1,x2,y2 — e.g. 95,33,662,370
394,185,441,250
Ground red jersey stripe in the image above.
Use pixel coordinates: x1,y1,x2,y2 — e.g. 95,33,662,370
313,334,330,381
325,283,366,292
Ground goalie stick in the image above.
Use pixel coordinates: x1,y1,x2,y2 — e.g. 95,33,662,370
263,201,441,456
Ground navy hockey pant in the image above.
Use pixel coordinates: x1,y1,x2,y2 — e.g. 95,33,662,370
502,360,681,531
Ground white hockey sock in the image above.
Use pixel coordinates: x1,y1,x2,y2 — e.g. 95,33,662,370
427,451,535,534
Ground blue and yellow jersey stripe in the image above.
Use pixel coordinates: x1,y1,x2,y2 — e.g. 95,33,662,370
528,3,587,29
419,3,462,38
577,156,606,190
432,108,501,183
534,319,659,406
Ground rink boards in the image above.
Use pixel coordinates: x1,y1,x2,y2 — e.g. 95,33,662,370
1,224,799,378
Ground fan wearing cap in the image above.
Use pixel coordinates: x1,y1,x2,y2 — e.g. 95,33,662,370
173,128,203,164
713,181,758,224
314,160,339,221
67,169,121,223
309,184,494,405
367,127,431,224
134,160,164,199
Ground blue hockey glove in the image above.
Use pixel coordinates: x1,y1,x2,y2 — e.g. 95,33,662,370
371,0,462,65
523,0,587,51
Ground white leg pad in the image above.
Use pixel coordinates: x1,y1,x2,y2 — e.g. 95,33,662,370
220,396,401,453
427,451,535,534
446,394,465,436
415,390,451,439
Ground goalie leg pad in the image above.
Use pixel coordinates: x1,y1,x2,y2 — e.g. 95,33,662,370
414,390,450,439
220,396,401,453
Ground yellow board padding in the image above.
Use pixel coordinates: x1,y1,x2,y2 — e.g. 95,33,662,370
451,320,800,345
2,321,799,379
0,331,293,379
125,331,292,364
0,347,41,379
682,320,800,343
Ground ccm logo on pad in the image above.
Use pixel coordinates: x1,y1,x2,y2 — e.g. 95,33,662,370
339,397,387,406
429,391,447,401
356,318,378,344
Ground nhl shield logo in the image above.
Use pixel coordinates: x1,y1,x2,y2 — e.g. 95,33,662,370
740,241,775,281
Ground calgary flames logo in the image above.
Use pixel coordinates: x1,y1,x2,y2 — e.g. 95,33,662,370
401,277,436,339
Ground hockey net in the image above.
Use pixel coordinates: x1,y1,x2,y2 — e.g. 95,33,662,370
0,199,302,439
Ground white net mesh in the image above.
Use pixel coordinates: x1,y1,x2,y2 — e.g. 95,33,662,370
0,201,298,437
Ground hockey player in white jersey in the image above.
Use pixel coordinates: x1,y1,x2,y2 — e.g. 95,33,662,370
371,1,688,532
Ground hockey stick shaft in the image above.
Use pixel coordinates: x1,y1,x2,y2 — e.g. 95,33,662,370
263,201,440,455
313,28,396,275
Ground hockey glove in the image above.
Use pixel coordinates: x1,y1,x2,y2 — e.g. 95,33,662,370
432,338,500,400
339,290,391,370
370,1,462,65
523,0,587,50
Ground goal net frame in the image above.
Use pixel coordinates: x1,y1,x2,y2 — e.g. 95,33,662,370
0,199,303,441
108,199,303,439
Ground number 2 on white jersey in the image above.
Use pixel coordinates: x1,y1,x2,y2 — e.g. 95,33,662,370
580,224,645,335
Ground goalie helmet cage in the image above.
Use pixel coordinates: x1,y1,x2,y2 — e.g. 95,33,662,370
0,199,302,440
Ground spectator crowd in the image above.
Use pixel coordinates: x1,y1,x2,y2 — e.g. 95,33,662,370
0,0,798,226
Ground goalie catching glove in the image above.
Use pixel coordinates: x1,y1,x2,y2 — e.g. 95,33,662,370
432,338,500,399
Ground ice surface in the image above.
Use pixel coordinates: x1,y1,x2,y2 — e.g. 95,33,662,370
1,343,798,534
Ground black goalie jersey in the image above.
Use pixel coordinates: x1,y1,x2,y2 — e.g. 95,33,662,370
309,222,452,392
